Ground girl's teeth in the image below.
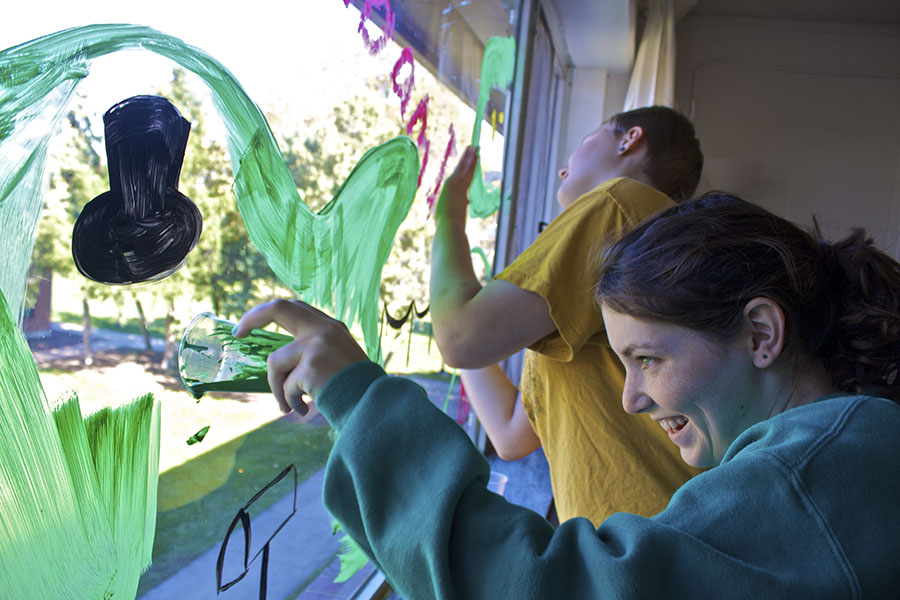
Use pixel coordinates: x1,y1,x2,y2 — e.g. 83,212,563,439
660,417,688,433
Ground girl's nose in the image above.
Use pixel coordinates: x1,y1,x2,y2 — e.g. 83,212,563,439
622,376,653,414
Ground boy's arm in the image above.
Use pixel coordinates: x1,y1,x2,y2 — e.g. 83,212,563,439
431,147,556,368
459,365,541,460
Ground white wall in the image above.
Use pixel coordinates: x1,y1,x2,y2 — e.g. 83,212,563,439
561,68,631,159
676,16,900,254
551,67,629,221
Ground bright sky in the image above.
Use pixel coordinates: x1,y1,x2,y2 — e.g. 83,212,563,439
1,0,397,126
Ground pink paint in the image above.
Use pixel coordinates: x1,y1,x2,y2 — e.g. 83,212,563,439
358,0,396,55
426,124,456,209
406,95,430,188
391,47,415,117
341,0,447,203
458,379,471,425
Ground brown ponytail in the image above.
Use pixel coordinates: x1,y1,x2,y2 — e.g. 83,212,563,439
596,192,900,400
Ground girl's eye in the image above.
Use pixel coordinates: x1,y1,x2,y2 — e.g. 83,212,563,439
639,357,657,369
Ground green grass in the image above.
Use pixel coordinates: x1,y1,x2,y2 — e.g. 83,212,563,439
136,418,335,595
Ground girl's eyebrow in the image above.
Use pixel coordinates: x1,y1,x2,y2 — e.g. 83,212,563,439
619,342,662,358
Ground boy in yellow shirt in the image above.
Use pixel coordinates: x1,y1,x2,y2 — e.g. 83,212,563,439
430,106,704,525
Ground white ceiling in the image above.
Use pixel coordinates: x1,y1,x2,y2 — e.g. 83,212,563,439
549,0,900,71
552,0,635,71
688,0,900,25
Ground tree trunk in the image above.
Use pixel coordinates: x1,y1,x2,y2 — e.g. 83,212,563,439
81,296,93,366
134,297,153,353
23,269,52,334
160,298,177,371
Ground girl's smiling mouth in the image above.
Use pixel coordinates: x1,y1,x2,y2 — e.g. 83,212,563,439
659,416,688,437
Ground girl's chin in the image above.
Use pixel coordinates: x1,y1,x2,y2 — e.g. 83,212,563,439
679,444,716,469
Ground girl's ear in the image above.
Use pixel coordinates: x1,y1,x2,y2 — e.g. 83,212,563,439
618,126,644,154
743,297,786,368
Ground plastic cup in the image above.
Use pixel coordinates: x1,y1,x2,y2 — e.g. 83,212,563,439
178,312,292,399
487,471,508,496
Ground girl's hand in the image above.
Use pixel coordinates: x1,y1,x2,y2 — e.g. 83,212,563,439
235,300,368,415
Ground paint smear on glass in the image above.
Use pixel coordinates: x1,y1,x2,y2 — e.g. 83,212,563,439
426,123,457,209
406,95,430,189
0,288,160,598
355,0,397,55
83,392,161,600
187,425,211,445
391,47,415,117
468,36,516,219
71,94,202,284
0,290,114,598
0,24,418,358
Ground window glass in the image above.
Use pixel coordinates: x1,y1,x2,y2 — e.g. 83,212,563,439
6,1,517,598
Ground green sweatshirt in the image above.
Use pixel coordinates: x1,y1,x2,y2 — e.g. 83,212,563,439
318,361,900,599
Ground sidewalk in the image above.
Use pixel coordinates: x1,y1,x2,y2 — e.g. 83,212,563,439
27,321,167,357
139,468,342,600
137,374,550,600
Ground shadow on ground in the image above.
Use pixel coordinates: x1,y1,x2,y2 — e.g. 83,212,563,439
137,414,334,596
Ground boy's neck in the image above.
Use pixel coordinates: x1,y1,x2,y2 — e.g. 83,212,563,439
604,170,656,194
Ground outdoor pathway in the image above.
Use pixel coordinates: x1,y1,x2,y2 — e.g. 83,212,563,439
140,468,343,600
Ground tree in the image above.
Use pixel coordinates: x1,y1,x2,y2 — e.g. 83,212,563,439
34,104,114,365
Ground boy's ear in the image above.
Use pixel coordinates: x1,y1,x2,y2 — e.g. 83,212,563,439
618,126,644,154
743,297,786,368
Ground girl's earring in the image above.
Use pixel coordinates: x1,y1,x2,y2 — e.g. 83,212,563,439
762,354,768,359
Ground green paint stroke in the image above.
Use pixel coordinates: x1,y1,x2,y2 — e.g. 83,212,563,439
84,393,161,600
470,246,493,280
0,289,161,598
0,24,419,358
332,520,370,583
468,36,515,219
187,425,211,445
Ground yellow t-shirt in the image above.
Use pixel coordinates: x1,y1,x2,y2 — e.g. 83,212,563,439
495,178,703,526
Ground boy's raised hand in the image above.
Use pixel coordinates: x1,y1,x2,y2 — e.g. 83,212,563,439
235,300,368,415
433,145,479,224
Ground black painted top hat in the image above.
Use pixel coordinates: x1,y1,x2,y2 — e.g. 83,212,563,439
72,95,202,284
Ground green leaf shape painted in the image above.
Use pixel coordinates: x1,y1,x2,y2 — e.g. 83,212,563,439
0,24,419,358
468,36,515,219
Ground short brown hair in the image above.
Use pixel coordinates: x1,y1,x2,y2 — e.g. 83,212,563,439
610,106,703,203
